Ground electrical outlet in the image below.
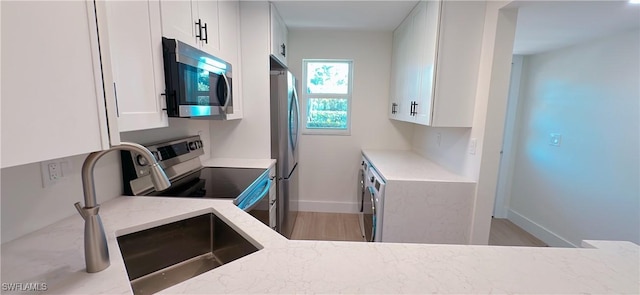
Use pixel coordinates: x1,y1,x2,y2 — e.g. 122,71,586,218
469,138,477,155
48,162,61,180
40,158,71,188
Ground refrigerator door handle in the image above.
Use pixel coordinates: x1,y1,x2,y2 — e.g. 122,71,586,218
289,86,300,152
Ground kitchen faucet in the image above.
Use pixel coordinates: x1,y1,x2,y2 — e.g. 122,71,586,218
74,142,171,273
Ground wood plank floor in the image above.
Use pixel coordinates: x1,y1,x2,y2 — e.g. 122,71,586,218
290,212,547,247
290,212,364,242
489,218,547,247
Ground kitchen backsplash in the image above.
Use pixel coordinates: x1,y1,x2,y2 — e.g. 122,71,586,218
1,118,212,243
1,153,121,243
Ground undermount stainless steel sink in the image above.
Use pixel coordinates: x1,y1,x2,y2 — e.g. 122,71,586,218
117,213,260,295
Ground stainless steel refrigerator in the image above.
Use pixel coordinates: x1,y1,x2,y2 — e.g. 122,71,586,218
270,66,300,239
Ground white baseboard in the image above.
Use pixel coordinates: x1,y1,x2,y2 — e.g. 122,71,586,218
507,209,578,248
297,200,360,214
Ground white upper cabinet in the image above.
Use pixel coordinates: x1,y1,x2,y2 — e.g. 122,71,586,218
158,1,195,46
159,0,242,119
389,0,486,127
1,0,110,168
195,1,221,55
160,0,221,56
97,0,168,132
390,15,411,121
218,0,243,119
269,3,288,66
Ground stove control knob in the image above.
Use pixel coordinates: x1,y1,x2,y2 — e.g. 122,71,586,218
136,154,148,166
370,176,375,182
196,140,203,148
188,141,197,151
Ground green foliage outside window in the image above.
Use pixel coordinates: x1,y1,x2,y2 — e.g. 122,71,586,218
307,98,348,129
306,63,349,94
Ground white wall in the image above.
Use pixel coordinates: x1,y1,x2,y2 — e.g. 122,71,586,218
208,1,272,160
507,29,640,246
288,29,414,213
1,119,210,243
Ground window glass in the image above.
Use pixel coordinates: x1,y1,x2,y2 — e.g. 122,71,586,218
306,98,348,129
302,59,352,135
306,62,350,94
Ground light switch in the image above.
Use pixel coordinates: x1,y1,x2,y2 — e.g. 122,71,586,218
549,133,562,147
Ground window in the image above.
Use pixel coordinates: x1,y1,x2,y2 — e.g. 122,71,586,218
302,59,353,135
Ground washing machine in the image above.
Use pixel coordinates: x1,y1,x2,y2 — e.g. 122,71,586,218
358,156,371,239
362,164,385,242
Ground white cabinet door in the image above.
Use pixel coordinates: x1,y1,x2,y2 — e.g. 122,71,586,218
429,1,485,127
218,0,243,120
388,0,484,127
389,19,404,120
218,0,238,63
160,0,198,47
406,6,422,123
389,13,412,122
413,1,437,125
101,0,168,132
280,16,289,65
1,0,110,168
269,3,287,66
160,0,221,56
196,0,221,56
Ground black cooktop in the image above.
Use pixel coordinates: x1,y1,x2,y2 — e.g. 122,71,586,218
149,167,266,199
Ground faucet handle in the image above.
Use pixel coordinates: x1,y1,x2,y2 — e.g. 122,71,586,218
74,202,88,220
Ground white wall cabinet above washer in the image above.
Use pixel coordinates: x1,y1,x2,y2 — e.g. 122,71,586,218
160,0,221,56
0,0,111,168
96,0,169,132
389,0,485,127
269,3,288,66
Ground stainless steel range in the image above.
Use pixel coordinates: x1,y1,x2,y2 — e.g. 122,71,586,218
121,136,274,229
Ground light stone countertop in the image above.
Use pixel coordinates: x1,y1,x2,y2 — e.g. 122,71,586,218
1,196,638,294
362,149,474,182
201,158,276,169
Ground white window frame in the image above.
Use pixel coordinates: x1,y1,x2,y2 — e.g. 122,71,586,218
301,59,354,136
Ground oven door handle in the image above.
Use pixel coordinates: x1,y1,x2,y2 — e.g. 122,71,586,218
237,178,272,211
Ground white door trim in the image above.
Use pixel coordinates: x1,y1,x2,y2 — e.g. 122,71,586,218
493,55,524,218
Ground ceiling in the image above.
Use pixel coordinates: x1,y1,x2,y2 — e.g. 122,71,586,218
272,0,639,55
272,1,419,31
512,1,640,55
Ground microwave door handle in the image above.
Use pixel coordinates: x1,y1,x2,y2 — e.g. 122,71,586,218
221,73,231,112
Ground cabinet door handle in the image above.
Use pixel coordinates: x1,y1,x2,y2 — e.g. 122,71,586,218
113,83,120,117
410,101,418,116
391,103,397,114
202,22,208,44
195,19,203,40
280,43,286,57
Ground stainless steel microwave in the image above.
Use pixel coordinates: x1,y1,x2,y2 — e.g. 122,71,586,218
162,37,233,119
